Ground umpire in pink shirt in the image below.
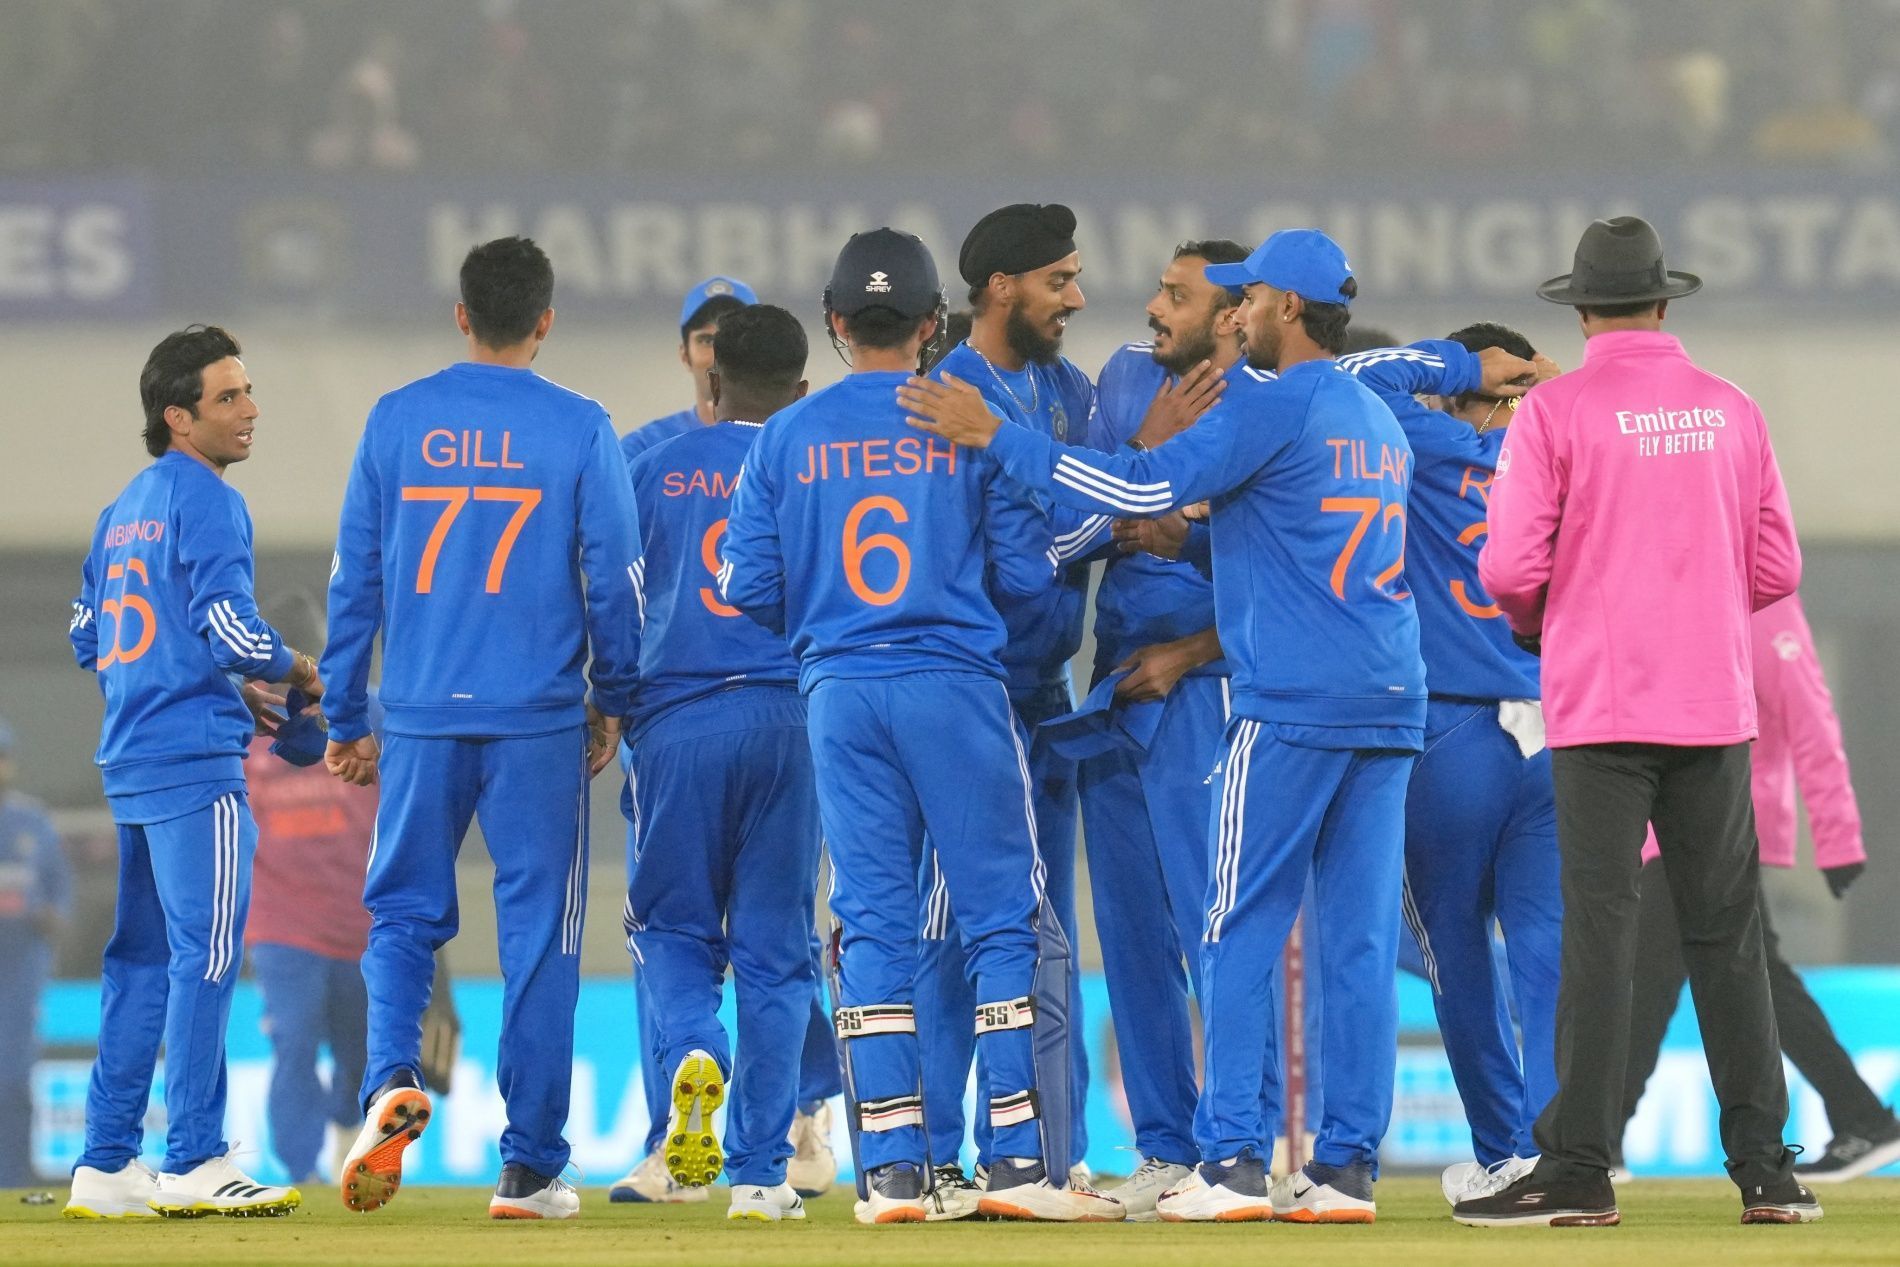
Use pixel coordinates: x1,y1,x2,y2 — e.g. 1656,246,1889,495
1621,594,1897,1184
1454,216,1817,1228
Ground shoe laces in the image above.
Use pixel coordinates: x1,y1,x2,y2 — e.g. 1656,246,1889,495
1127,1155,1182,1184
1468,1157,1522,1198
932,1162,978,1190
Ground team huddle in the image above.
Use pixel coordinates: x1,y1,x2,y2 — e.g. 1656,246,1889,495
64,200,1851,1230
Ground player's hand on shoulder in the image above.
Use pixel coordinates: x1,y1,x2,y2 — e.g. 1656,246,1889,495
899,372,1002,448
325,734,381,787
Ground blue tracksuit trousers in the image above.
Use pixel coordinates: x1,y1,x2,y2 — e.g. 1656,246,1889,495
251,941,368,1180
1401,699,1561,1164
77,790,255,1174
1195,721,1413,1171
809,673,1055,1173
625,687,822,1186
917,680,1086,1170
360,727,588,1178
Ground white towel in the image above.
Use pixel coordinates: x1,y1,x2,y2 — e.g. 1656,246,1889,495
1498,699,1546,758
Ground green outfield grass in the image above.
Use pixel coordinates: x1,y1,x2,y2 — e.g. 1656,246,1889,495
5,1178,1897,1267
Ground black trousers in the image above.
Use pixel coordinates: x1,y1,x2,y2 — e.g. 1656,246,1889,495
1534,742,1791,1186
1622,857,1889,1139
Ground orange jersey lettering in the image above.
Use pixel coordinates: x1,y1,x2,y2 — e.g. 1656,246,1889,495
662,468,739,499
796,438,958,484
421,429,526,470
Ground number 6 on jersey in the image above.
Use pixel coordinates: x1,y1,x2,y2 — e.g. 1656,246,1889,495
842,495,910,606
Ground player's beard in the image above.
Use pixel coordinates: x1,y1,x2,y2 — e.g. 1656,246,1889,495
1151,316,1219,377
1244,320,1281,372
1004,299,1065,366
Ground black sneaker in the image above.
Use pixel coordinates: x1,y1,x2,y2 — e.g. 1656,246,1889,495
1794,1118,1900,1184
1452,1170,1619,1227
1740,1174,1824,1225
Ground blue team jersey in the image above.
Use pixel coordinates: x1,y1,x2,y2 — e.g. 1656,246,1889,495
1087,343,1290,677
1348,345,1540,702
986,358,1457,742
719,370,1056,691
620,407,701,468
929,341,1106,692
626,420,799,734
71,452,295,799
322,362,642,741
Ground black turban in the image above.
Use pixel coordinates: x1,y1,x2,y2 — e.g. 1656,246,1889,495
958,203,1079,286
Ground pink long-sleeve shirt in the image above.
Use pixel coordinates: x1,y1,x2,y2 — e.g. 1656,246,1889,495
1478,329,1801,748
1641,595,1866,869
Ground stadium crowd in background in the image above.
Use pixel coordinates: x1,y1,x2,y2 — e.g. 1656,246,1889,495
2,0,1899,174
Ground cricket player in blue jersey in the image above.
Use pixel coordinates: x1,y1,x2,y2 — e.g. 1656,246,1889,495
619,276,758,465
719,227,1122,1225
905,228,1534,1223
1078,238,1315,1216
619,303,825,1223
1347,324,1564,1205
611,275,841,1205
322,237,642,1221
66,326,320,1219
915,203,1105,1194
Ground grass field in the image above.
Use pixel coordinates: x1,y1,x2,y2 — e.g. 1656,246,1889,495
6,1178,1898,1267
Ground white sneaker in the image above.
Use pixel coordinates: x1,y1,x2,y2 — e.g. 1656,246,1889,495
664,1050,725,1188
64,1159,160,1219
489,1163,580,1220
977,1158,1126,1222
728,1181,807,1222
608,1150,708,1204
1107,1157,1193,1222
1155,1156,1273,1223
925,1164,982,1222
150,1154,301,1218
1270,1160,1376,1224
1441,1154,1537,1206
787,1102,837,1197
338,1078,432,1212
1269,1131,1319,1179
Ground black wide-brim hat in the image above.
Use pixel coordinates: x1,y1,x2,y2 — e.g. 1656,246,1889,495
1537,215,1702,305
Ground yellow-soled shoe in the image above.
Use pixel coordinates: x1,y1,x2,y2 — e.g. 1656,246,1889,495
728,1182,806,1222
664,1050,726,1188
150,1155,301,1218
64,1161,160,1218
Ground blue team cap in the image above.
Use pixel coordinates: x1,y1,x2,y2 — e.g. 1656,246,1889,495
1037,670,1164,760
678,276,758,330
1203,228,1355,307
270,689,383,767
